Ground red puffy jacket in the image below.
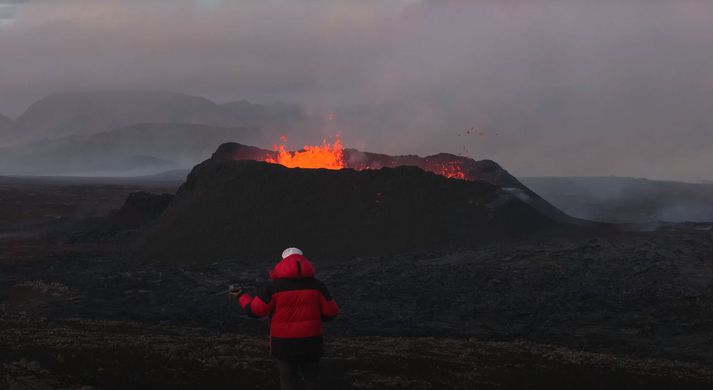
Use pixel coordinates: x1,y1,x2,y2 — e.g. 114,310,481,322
238,254,339,360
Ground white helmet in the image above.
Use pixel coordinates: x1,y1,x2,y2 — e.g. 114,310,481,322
281,247,303,259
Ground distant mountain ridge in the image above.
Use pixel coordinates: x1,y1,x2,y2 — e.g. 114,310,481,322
0,91,317,174
15,91,234,139
0,123,257,176
11,91,312,142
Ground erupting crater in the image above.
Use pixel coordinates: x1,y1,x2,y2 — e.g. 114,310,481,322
260,137,468,180
208,138,578,228
139,140,578,261
265,138,346,170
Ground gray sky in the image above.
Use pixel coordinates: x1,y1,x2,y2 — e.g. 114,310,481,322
1,0,713,181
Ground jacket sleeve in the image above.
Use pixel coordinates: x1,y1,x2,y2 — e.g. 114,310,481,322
238,282,274,318
318,280,339,321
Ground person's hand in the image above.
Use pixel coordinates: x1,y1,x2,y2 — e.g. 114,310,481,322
227,284,243,299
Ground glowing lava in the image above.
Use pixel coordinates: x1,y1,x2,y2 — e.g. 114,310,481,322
439,162,467,180
266,138,345,170
265,136,469,180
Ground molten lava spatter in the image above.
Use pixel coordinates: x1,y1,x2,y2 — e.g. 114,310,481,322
266,138,345,170
264,137,469,180
439,162,467,180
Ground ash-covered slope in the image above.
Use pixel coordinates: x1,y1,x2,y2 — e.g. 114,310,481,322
144,157,554,262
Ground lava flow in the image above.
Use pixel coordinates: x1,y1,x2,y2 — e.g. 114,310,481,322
266,138,345,170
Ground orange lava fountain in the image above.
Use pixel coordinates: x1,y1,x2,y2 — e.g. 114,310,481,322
266,138,345,170
265,136,468,180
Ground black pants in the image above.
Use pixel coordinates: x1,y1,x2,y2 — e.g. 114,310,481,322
275,358,319,390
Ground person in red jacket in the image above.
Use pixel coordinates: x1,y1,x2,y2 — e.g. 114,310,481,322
230,247,339,390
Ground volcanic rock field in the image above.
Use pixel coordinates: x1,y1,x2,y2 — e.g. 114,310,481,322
1,146,713,389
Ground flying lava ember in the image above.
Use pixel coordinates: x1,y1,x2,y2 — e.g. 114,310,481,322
264,136,468,180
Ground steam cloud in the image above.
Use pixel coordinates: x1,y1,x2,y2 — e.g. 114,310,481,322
1,0,712,180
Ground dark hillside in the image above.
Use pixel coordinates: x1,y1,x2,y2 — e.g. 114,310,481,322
145,159,554,262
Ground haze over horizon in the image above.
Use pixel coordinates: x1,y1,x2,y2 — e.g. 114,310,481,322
1,0,712,181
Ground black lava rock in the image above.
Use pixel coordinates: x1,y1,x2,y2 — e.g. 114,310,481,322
143,159,555,262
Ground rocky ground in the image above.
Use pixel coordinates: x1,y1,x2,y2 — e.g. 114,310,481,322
1,178,713,388
3,319,713,390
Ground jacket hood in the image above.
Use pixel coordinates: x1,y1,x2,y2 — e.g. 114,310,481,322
269,254,316,279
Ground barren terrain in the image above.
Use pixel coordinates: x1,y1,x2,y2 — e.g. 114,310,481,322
1,177,713,389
